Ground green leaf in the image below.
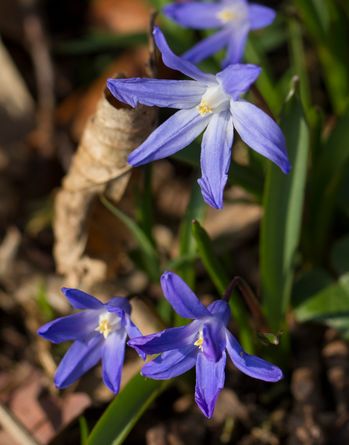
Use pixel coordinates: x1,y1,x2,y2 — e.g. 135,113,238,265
245,36,282,116
176,183,206,288
192,220,254,352
79,416,89,445
292,268,333,308
192,220,228,296
54,32,147,55
135,165,155,245
307,107,349,261
260,84,310,330
331,236,349,276
287,17,315,125
294,273,349,337
101,195,160,282
294,0,349,114
87,374,167,445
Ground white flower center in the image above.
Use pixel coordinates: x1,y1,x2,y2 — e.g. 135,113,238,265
216,4,248,24
95,312,121,339
194,330,204,351
197,84,230,116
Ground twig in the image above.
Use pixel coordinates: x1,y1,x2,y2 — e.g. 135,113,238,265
20,0,55,157
223,276,281,345
0,404,40,445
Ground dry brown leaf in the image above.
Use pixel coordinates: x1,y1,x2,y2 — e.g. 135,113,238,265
88,0,152,34
54,89,157,288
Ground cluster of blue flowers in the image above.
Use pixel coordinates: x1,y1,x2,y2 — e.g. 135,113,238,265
39,272,282,418
108,0,290,209
39,0,286,419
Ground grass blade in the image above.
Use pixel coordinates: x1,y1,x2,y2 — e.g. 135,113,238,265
101,195,160,281
192,220,254,352
307,108,349,261
87,374,167,445
260,84,310,330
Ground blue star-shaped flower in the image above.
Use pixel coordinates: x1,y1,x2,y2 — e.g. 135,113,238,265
164,0,276,66
107,27,290,210
128,272,283,418
38,288,144,393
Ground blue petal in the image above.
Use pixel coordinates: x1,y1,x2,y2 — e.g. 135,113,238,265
128,322,198,355
141,345,197,380
107,78,206,109
37,311,98,344
161,271,210,319
54,334,103,389
202,319,227,361
195,351,226,418
249,4,276,30
124,313,146,360
61,288,103,310
198,110,234,209
222,24,250,66
102,330,127,393
216,64,261,100
164,3,222,29
106,297,131,315
207,300,231,326
153,27,215,83
230,100,291,173
222,0,248,5
183,28,231,64
226,331,283,382
128,107,210,167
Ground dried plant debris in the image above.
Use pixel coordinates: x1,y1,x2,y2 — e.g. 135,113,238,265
54,89,156,288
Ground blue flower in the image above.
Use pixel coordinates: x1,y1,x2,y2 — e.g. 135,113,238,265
107,27,290,210
38,288,144,393
164,0,276,66
128,272,283,418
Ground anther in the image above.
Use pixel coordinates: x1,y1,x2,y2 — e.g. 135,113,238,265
217,9,236,23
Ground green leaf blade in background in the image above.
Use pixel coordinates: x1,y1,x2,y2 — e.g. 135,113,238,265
101,195,161,282
294,0,349,114
294,273,349,339
192,220,254,352
87,374,167,445
260,85,310,330
176,183,205,288
245,37,282,116
307,108,349,262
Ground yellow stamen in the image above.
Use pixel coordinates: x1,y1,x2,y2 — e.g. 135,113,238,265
197,100,213,116
95,316,112,339
217,9,236,23
194,333,204,351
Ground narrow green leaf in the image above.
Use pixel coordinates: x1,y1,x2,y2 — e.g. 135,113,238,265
79,416,89,445
54,33,147,55
177,183,206,288
294,273,349,338
135,165,155,245
192,220,254,352
294,0,349,114
331,237,349,276
295,274,349,320
192,220,227,295
287,17,314,124
292,268,333,308
245,37,282,115
260,85,310,330
307,107,349,260
101,195,160,281
87,374,167,445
